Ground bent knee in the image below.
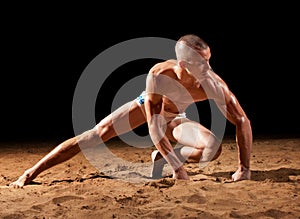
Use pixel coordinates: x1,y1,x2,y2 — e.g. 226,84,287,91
185,144,222,163
199,142,222,163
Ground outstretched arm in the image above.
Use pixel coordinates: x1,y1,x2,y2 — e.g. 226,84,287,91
202,73,252,181
223,91,252,181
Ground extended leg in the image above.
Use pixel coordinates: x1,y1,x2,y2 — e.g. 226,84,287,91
9,101,146,188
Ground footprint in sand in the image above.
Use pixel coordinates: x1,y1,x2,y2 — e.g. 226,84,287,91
183,194,207,204
2,213,24,219
146,178,176,189
52,195,84,205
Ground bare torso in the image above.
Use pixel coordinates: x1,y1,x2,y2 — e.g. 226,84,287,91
147,59,211,115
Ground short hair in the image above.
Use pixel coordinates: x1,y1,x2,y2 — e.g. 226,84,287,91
178,34,208,51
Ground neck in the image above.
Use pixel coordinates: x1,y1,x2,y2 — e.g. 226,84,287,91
206,61,212,69
174,64,185,80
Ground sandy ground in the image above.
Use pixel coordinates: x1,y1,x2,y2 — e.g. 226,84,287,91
0,137,299,219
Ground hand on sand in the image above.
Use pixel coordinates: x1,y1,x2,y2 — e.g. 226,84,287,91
173,167,190,180
231,167,251,182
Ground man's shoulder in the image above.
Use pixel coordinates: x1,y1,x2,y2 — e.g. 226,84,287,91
149,59,177,75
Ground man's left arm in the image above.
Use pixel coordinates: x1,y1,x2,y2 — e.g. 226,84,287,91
202,73,252,181
223,91,252,181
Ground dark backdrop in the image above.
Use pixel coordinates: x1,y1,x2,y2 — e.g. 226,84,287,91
1,3,299,141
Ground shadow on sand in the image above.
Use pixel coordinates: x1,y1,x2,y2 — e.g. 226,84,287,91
208,167,300,182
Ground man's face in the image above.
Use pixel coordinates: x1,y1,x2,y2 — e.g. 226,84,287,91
175,41,211,62
175,42,210,79
198,47,211,61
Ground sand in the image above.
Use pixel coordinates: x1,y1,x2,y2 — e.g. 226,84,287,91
0,137,299,219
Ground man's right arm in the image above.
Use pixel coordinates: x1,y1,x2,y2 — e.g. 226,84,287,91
144,72,189,179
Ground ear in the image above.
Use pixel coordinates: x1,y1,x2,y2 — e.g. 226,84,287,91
178,60,186,68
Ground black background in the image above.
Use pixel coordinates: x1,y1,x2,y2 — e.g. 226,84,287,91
1,3,299,142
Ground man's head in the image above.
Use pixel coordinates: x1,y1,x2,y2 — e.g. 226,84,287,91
177,34,211,61
175,34,211,79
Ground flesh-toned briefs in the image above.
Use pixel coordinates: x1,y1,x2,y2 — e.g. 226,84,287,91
136,91,186,121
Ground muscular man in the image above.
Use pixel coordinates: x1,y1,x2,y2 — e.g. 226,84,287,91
10,34,252,187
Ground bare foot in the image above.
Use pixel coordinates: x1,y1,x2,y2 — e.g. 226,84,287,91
150,150,166,179
9,170,32,188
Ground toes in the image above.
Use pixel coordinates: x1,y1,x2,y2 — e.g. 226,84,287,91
9,182,23,189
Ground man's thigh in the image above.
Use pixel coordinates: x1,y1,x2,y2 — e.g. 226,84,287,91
96,100,147,136
166,118,214,149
